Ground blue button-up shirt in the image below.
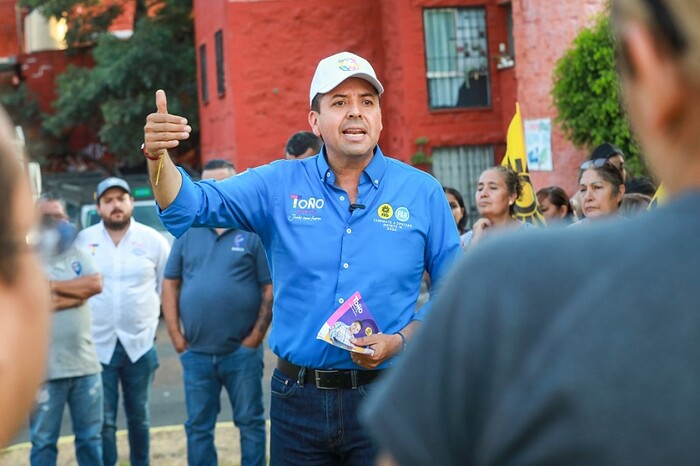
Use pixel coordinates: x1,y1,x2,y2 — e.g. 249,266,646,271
159,146,461,369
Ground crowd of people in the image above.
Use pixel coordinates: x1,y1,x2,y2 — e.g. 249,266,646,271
2,0,700,464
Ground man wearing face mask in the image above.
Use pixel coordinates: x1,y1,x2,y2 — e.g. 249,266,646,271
30,193,104,466
75,178,170,466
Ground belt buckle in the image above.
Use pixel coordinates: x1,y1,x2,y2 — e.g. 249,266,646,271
314,369,341,390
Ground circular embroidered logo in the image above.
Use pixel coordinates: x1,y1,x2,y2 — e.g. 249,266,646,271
378,203,393,219
395,207,410,222
338,58,360,71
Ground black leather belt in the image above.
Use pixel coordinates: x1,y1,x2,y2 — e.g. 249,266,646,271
277,358,384,390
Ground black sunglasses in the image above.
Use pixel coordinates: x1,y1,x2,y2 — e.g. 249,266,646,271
580,159,618,170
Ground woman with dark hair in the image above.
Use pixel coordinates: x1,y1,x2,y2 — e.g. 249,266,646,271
537,186,575,225
462,166,530,250
574,159,625,225
443,186,469,235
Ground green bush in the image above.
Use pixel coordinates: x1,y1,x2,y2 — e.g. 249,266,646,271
552,12,645,176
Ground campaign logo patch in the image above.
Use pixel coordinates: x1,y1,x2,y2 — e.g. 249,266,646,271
234,234,245,248
395,207,410,222
288,193,325,223
373,204,414,232
231,234,246,252
377,203,393,219
290,194,325,211
71,260,82,276
338,58,359,72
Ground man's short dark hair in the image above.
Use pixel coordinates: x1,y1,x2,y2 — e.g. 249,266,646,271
310,93,325,113
285,131,322,157
625,176,657,197
39,191,67,210
590,142,624,161
202,159,235,172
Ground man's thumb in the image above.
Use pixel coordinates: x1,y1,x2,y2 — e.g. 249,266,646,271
156,89,168,114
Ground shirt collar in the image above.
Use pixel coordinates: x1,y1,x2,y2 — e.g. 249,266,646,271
315,145,388,189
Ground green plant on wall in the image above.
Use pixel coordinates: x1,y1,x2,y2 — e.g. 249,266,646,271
410,136,432,165
551,11,645,177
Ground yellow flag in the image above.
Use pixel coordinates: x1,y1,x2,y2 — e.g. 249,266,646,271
501,103,546,226
648,183,665,210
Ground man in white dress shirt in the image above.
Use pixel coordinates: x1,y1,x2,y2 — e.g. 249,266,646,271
75,177,170,466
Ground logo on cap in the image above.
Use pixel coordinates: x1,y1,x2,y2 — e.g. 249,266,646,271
338,58,360,72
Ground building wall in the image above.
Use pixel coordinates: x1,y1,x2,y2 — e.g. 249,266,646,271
0,0,19,58
379,0,515,164
196,0,515,170
21,50,93,114
193,0,235,163
512,0,606,196
195,0,382,169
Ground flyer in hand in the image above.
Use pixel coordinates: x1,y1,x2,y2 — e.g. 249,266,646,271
316,291,381,355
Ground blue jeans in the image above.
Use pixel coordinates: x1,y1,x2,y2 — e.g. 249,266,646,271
180,345,266,466
101,340,159,466
30,373,103,466
270,368,378,466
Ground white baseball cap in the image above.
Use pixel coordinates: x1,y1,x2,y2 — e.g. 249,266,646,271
309,51,384,106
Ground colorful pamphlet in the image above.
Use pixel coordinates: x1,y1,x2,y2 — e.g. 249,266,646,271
316,291,381,355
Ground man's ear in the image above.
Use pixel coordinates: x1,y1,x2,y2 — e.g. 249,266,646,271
308,111,321,138
624,23,685,132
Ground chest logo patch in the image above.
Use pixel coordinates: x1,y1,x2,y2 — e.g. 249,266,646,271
288,193,325,223
71,260,82,276
395,207,410,222
377,203,393,219
231,234,246,252
373,204,414,232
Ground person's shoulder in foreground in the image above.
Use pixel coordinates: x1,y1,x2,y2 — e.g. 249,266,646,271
362,192,700,465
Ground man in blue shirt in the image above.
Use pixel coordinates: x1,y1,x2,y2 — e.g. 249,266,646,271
143,51,461,465
161,159,272,466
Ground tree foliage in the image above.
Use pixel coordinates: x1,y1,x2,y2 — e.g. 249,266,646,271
552,13,645,176
0,83,53,162
21,0,125,49
21,0,198,170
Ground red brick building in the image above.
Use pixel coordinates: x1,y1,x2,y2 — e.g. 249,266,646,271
194,0,604,219
1,1,606,215
513,0,606,196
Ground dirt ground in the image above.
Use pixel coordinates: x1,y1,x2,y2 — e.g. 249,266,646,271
0,422,270,466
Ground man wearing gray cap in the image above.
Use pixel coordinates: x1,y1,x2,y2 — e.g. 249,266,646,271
142,51,461,465
74,177,170,466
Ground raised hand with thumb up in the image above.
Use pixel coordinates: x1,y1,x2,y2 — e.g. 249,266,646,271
143,89,188,209
143,89,192,160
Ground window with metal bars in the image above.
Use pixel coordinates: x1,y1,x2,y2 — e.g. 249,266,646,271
423,7,491,109
215,30,225,97
432,145,494,228
199,43,209,103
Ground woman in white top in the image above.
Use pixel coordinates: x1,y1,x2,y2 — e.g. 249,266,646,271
462,166,530,250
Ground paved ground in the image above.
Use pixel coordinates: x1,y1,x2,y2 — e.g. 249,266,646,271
5,317,276,464
1,422,271,465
